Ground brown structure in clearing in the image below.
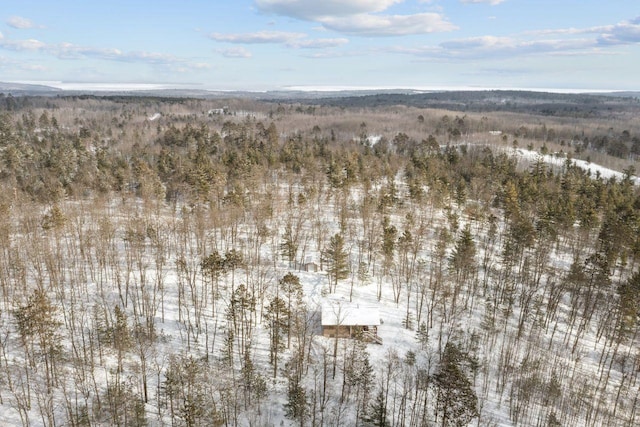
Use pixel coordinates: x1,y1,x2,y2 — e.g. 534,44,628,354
321,302,382,344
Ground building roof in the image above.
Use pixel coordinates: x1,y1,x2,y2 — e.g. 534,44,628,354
321,302,380,326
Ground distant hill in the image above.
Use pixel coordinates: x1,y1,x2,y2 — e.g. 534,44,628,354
0,81,61,95
1,82,638,118
291,90,640,117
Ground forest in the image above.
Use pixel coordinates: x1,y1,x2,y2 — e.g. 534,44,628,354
0,91,638,426
298,90,640,119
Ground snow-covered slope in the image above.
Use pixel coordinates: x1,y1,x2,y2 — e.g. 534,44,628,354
0,145,637,427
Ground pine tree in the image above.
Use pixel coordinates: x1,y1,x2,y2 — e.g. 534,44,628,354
416,321,429,350
224,249,244,290
99,382,147,427
432,342,479,427
284,378,307,427
618,270,640,334
264,296,289,378
364,388,390,427
201,250,226,314
449,225,476,283
322,233,349,292
228,284,256,357
381,216,397,273
280,223,299,266
163,355,223,426
13,288,62,392
280,272,303,347
112,305,132,374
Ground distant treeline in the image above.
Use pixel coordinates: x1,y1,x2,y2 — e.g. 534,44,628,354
294,90,640,117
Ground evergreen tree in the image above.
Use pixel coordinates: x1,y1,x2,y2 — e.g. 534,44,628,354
13,288,62,392
284,377,308,427
228,284,256,357
264,296,290,378
618,270,640,333
279,272,303,347
112,305,132,374
224,248,244,289
98,382,147,427
381,216,397,272
416,321,429,350
201,250,226,314
280,222,299,266
240,347,266,408
449,225,476,283
163,355,223,426
322,233,349,292
432,342,479,427
364,388,390,427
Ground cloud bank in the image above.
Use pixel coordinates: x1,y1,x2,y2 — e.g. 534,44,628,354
218,47,252,58
254,0,456,36
210,31,348,49
460,0,506,5
255,0,402,20
0,35,210,71
211,31,307,44
321,13,456,36
390,16,640,60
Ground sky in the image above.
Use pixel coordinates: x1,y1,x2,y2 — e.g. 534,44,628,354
0,0,639,92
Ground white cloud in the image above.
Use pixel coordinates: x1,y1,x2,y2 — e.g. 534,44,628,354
0,38,47,51
444,36,593,58
596,20,640,45
393,36,596,60
460,0,506,5
255,0,401,20
52,43,124,60
289,38,349,48
210,30,348,49
123,51,179,64
300,49,367,59
0,35,210,71
255,0,455,36
218,47,253,58
525,18,640,46
440,35,512,50
210,31,306,44
7,16,41,29
321,12,456,36
524,28,585,37
389,16,640,60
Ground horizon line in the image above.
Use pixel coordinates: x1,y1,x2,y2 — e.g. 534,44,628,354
5,80,637,95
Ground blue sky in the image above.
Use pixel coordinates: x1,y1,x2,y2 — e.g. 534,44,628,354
0,0,639,91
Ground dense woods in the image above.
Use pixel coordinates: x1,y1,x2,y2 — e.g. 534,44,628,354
0,92,638,426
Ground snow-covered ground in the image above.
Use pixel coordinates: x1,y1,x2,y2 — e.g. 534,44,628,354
512,147,640,184
0,147,637,426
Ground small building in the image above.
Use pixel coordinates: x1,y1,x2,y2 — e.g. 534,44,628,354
295,256,319,272
321,303,382,344
302,262,318,272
